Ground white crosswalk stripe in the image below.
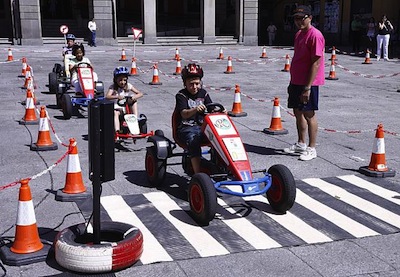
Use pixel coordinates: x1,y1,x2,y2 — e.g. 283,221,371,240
79,175,400,265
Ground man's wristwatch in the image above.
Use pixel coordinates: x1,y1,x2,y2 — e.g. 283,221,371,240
304,86,311,91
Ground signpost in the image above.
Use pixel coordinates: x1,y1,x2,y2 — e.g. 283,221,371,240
131,27,142,58
60,25,69,45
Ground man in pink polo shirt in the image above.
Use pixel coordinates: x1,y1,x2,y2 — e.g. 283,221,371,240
284,5,325,161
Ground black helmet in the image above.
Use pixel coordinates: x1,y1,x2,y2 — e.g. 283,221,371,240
113,66,129,78
66,34,76,41
181,63,204,81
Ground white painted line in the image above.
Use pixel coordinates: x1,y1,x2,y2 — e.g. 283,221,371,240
217,198,281,249
244,195,333,244
144,191,229,257
101,195,173,264
304,178,400,229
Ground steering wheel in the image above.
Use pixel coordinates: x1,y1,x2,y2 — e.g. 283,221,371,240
117,95,136,107
76,62,92,68
205,103,225,114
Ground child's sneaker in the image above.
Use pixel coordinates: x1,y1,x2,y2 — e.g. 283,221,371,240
299,147,317,161
283,142,307,154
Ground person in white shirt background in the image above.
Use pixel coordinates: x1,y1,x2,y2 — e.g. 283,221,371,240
88,18,97,47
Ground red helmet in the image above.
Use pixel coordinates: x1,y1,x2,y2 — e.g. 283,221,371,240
181,63,204,81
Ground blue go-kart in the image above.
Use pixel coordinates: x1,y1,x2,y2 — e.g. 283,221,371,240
145,103,296,226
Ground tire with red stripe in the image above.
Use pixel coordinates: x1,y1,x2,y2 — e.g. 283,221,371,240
54,221,143,273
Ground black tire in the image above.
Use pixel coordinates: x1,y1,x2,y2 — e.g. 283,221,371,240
54,221,143,273
154,129,164,137
55,85,63,108
52,63,62,74
145,146,166,187
267,164,296,213
188,173,217,226
48,72,58,94
61,94,73,120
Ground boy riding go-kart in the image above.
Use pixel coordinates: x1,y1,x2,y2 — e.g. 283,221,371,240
106,67,154,142
60,44,104,119
145,64,296,226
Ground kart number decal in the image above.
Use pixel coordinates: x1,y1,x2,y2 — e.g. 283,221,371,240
209,115,237,136
79,68,92,78
82,79,94,90
222,137,247,161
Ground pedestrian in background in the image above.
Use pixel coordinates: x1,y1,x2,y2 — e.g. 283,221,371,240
283,5,325,161
366,17,376,54
88,18,97,47
267,22,278,46
376,14,394,61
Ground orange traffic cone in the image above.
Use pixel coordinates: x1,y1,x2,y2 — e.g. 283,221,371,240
260,46,268,58
224,56,235,74
23,65,32,89
56,138,90,201
0,179,50,265
217,46,224,59
174,47,180,60
10,179,43,254
228,84,247,117
19,87,39,125
359,124,396,177
7,48,13,61
281,54,290,72
263,97,288,135
173,57,182,75
362,49,372,64
30,106,58,151
326,59,339,80
119,48,127,61
19,57,27,77
149,64,162,85
329,46,337,61
130,57,138,75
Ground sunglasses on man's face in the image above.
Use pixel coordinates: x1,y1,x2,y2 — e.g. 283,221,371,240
294,15,309,21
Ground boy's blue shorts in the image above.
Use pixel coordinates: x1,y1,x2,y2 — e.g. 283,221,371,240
177,125,204,157
287,84,319,111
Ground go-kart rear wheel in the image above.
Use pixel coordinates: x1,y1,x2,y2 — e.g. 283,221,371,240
145,146,166,187
188,173,217,226
61,94,73,120
267,164,296,213
139,114,147,134
49,72,58,94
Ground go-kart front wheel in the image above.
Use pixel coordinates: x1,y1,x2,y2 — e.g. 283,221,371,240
267,164,296,213
61,94,73,120
145,146,166,187
188,173,217,226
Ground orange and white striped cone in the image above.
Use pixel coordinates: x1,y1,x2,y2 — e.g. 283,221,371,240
217,46,224,59
19,87,39,125
19,57,27,77
23,66,32,89
281,54,290,72
119,48,127,61
30,106,58,151
362,49,372,64
56,138,90,201
149,64,162,85
326,59,339,80
173,57,182,75
260,46,268,58
174,47,180,60
329,46,337,61
263,97,288,135
130,57,138,75
7,48,13,61
359,124,396,177
0,179,50,266
224,56,235,74
228,84,247,117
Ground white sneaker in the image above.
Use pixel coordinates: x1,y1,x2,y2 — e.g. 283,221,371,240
283,142,307,154
299,147,317,161
376,57,380,61
384,58,390,61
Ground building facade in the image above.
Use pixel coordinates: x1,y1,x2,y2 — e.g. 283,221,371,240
1,0,399,47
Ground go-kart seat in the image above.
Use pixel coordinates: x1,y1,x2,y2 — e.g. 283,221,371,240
172,109,210,150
